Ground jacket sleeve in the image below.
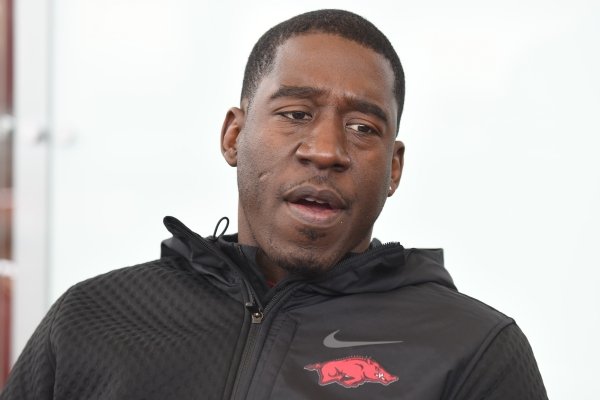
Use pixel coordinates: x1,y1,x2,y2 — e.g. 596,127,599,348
0,292,68,400
451,323,548,400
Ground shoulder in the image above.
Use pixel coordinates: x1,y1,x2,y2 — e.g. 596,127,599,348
386,280,513,349
65,256,204,297
399,248,513,331
447,322,548,399
47,255,240,347
52,256,221,327
430,283,512,326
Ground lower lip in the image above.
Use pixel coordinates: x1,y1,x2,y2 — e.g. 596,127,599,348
286,202,344,226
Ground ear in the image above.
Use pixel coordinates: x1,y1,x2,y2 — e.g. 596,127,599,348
388,140,405,197
220,107,245,167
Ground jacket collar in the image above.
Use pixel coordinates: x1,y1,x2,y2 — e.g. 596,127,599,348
160,216,456,296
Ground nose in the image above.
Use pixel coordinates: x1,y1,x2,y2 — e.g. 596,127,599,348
295,115,351,172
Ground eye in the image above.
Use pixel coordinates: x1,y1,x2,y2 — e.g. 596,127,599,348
280,111,312,120
347,123,379,136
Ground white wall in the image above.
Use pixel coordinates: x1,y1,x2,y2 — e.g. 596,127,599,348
12,0,51,362
14,0,600,398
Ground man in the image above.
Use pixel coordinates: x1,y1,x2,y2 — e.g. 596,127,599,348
1,9,547,400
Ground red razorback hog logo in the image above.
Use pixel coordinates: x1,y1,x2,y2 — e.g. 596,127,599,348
304,356,398,388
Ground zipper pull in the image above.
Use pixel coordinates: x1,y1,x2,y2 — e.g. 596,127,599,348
245,302,264,324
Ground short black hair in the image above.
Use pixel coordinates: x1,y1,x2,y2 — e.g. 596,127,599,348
241,9,405,130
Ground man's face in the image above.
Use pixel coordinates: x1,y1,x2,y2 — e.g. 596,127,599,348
221,33,404,277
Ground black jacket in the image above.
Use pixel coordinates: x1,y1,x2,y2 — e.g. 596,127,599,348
0,217,547,399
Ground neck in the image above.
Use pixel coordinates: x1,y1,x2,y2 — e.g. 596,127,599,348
255,249,289,284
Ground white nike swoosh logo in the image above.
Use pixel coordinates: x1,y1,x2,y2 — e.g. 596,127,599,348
323,330,403,348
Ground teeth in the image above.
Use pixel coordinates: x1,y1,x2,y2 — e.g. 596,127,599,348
304,197,327,204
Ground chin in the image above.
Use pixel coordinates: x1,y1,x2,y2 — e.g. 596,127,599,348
267,247,341,279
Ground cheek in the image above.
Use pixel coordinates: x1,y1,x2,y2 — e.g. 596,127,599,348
238,127,280,170
238,151,273,188
236,134,279,205
356,151,392,188
353,153,392,212
258,170,273,183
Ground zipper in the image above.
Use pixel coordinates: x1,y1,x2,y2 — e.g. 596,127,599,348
165,219,405,398
229,279,302,400
164,220,268,399
245,301,264,323
227,244,399,399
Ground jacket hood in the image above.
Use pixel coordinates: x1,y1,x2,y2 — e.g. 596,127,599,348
160,216,456,295
304,244,456,295
161,216,242,288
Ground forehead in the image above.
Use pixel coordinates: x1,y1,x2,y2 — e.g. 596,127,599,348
256,33,397,123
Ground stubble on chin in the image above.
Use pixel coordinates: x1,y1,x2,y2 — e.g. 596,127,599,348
258,242,343,279
298,227,326,241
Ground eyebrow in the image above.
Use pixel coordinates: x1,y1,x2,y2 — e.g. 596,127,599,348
269,85,389,124
346,97,389,124
269,85,327,100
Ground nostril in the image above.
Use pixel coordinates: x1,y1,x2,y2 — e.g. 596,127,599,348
298,157,311,166
295,140,351,171
331,164,346,173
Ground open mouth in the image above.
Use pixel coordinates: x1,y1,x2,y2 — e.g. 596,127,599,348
283,186,347,225
293,196,335,210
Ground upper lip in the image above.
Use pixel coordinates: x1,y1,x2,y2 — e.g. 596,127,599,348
283,185,347,210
